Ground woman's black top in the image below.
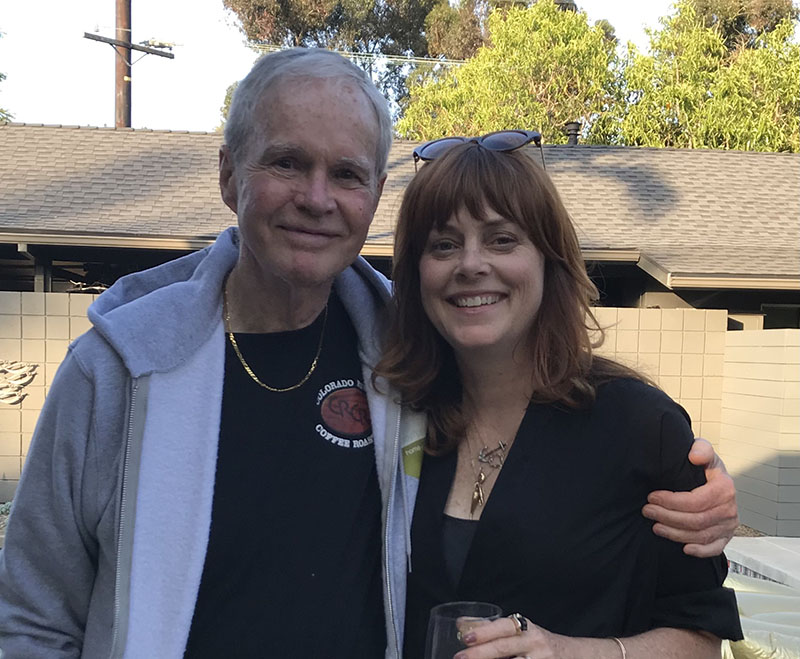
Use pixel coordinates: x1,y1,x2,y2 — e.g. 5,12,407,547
404,379,743,658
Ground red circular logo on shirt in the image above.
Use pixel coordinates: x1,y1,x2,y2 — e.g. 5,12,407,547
320,387,371,438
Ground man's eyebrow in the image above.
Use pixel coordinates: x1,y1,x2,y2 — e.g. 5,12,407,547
334,156,372,172
256,143,303,163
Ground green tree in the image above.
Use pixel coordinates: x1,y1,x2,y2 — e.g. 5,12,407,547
691,0,799,49
397,0,619,143
224,0,435,57
424,0,483,60
1,32,11,122
617,1,799,150
223,0,437,117
217,81,239,132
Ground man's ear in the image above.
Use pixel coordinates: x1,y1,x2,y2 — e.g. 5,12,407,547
373,173,387,210
219,145,238,214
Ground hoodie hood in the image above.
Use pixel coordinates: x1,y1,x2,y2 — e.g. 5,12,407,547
88,227,393,378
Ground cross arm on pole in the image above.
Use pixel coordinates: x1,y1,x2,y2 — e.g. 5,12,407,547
83,32,175,59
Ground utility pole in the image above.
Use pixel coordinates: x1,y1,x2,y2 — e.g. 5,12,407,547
84,3,174,128
116,0,131,127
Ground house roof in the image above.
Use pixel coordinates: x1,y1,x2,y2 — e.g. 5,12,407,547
1,123,798,290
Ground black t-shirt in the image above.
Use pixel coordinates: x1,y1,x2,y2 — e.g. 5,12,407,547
185,293,385,658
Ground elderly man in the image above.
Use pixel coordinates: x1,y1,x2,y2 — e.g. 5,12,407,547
0,48,736,658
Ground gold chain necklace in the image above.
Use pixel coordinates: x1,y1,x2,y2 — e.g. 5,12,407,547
222,279,328,393
468,437,508,517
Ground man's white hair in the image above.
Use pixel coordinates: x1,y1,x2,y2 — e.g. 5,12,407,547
224,48,392,177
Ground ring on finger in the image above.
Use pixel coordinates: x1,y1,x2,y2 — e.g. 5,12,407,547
508,612,528,635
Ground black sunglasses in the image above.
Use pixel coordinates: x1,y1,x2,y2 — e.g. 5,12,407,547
412,129,545,171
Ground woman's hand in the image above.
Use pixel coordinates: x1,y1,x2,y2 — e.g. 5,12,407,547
452,615,563,659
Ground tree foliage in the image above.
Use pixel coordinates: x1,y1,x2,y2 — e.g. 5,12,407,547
398,0,799,151
424,0,483,60
616,1,799,150
692,0,799,48
396,0,619,142
0,32,11,122
224,0,435,56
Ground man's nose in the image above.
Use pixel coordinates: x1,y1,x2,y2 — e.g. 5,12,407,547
296,171,336,215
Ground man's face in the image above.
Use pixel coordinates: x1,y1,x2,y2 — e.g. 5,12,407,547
220,76,385,291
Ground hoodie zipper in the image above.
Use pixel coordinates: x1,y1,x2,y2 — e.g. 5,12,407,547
383,405,403,657
109,379,139,659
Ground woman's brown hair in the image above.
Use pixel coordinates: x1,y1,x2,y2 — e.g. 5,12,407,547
375,142,647,454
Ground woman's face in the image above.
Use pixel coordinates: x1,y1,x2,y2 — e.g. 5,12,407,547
419,205,545,362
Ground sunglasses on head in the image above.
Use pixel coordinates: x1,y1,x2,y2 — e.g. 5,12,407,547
412,129,545,171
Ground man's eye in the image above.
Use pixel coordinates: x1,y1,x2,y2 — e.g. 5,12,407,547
336,168,363,183
273,158,295,170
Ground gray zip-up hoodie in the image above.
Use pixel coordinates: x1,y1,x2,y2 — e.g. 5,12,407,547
0,228,425,659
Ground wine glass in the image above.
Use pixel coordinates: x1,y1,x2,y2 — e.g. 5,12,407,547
424,601,503,659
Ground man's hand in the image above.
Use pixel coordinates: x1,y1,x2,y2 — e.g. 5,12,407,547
642,438,739,558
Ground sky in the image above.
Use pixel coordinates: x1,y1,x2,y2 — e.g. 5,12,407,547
0,1,677,133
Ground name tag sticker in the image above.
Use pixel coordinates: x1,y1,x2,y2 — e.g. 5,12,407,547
402,439,424,479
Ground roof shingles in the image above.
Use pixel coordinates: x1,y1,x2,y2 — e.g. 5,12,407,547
1,124,798,283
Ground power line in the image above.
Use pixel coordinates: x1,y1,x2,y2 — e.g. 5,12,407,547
251,43,466,67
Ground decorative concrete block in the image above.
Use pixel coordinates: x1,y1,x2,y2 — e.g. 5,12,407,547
22,316,45,339
681,377,703,399
44,293,70,316
593,307,617,329
46,316,70,340
736,474,779,501
702,398,722,424
21,293,45,315
660,331,682,353
0,408,20,434
638,330,660,353
702,376,723,400
45,340,70,364
21,410,41,435
616,308,639,330
659,353,681,377
684,310,706,331
0,432,21,456
706,310,728,332
0,339,21,361
20,340,45,363
0,456,21,481
0,293,20,315
703,354,724,377
662,309,684,331
20,386,45,411
639,308,661,330
69,294,93,316
704,332,725,354
682,331,705,354
681,354,703,376
616,330,638,353
0,316,21,339
637,353,659,379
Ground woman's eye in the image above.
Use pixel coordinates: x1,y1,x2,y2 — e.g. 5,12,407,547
492,234,518,248
429,239,457,253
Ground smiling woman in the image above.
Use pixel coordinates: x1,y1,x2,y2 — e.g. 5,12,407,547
375,140,743,659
